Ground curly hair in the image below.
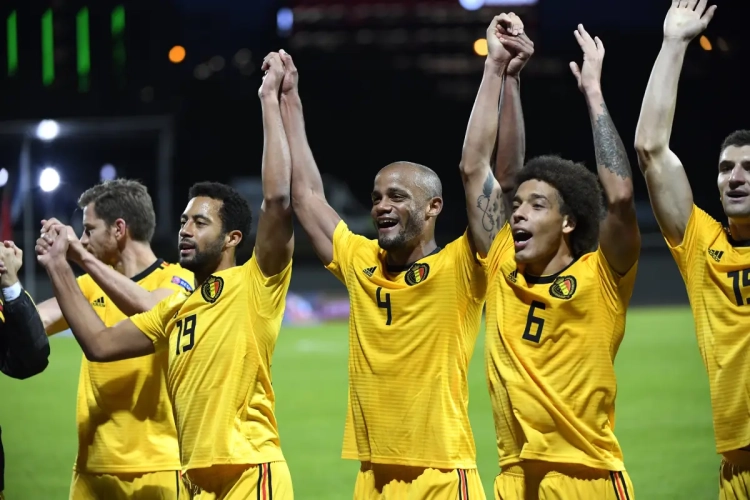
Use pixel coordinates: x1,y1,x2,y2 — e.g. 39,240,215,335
78,179,156,243
720,130,750,154
516,155,603,258
188,182,253,249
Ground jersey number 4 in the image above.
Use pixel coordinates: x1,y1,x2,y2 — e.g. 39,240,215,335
522,301,545,343
376,287,392,326
175,314,197,355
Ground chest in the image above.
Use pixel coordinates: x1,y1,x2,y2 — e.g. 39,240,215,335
701,248,750,308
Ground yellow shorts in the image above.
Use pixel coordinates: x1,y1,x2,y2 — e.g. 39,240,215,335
354,465,485,499
70,470,185,500
494,463,634,500
188,462,293,500
720,452,750,500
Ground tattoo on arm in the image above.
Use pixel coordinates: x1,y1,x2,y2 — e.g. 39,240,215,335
592,103,632,179
476,170,503,240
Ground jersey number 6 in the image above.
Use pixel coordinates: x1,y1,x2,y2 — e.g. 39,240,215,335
175,314,197,355
522,301,545,343
376,287,392,326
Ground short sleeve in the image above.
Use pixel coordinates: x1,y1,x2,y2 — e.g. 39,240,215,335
477,222,514,279
592,247,638,310
158,265,195,294
325,220,374,283
130,296,174,351
46,274,94,336
244,251,292,320
449,230,486,303
666,205,722,285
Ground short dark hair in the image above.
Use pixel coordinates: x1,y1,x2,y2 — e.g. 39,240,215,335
78,179,156,242
516,155,603,258
720,130,750,154
188,182,253,248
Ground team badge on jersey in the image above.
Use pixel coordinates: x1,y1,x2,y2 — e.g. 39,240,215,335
405,263,430,286
201,276,224,303
172,276,193,292
549,275,576,300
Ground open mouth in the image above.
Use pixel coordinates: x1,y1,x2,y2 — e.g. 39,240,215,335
179,240,196,256
376,218,399,232
513,229,532,250
727,190,748,199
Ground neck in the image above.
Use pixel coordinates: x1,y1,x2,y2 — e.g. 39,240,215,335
385,238,438,268
114,241,159,278
728,219,750,242
524,245,574,277
193,254,236,287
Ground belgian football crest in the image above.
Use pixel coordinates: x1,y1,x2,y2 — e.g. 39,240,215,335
405,263,430,286
549,275,576,300
201,276,224,303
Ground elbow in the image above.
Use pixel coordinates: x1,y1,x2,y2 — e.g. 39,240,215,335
633,137,667,163
606,187,635,212
263,193,292,211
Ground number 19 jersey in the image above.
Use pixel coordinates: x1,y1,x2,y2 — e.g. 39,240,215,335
666,205,750,453
481,224,637,471
326,221,486,470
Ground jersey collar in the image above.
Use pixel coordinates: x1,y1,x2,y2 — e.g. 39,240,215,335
131,258,164,283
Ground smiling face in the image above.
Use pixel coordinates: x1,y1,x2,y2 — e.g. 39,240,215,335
511,179,575,265
718,145,750,221
178,196,227,274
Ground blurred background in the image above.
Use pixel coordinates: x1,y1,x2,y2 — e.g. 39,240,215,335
0,0,747,498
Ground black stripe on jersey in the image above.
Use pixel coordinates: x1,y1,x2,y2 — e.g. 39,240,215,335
609,472,620,500
456,470,463,500
257,463,264,500
618,472,630,500
131,258,165,282
267,463,273,500
524,257,579,285
175,471,179,499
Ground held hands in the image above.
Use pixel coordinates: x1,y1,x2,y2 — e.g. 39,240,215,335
569,24,604,96
36,223,73,268
258,52,286,99
0,241,22,288
500,31,534,78
664,0,716,43
38,218,86,264
486,13,524,69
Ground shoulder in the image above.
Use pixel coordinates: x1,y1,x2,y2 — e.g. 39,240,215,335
159,261,195,292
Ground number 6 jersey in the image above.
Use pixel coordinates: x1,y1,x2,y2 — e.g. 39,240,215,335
481,223,637,472
667,205,750,455
326,221,486,470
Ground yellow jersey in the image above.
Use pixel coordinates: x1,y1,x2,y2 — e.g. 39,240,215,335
130,253,291,472
481,224,637,472
326,221,486,469
666,205,750,453
48,259,193,473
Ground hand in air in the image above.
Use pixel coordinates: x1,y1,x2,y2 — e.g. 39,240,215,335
500,31,534,77
0,241,22,287
36,225,70,268
664,0,716,42
279,50,298,96
569,25,604,95
258,52,286,99
39,218,85,264
487,13,524,68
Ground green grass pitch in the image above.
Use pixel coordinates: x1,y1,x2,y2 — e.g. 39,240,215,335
1,306,718,499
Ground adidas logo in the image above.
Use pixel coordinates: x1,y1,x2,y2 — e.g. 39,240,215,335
507,269,518,283
92,297,105,307
363,266,377,277
708,249,724,262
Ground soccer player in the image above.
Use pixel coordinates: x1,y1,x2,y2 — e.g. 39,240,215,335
0,241,50,500
635,2,750,496
277,14,520,497
34,179,193,499
481,26,640,498
38,52,294,499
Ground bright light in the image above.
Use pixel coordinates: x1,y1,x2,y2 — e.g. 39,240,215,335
36,119,59,141
39,167,60,192
699,36,712,51
459,0,483,10
277,8,294,31
473,38,488,56
169,45,186,64
100,164,116,181
459,0,537,9
0,169,8,188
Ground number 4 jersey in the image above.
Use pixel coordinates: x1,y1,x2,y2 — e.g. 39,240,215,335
481,223,637,472
326,221,486,470
667,205,750,454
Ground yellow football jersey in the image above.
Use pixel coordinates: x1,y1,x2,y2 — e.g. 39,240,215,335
666,205,750,453
130,253,291,472
50,259,193,473
326,221,486,469
481,223,637,472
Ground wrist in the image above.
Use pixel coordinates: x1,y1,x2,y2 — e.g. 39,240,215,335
505,73,520,85
259,92,280,104
661,38,690,51
484,59,506,77
583,87,603,102
1,281,21,302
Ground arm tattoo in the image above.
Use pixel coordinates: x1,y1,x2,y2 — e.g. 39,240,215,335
476,170,502,236
592,103,632,179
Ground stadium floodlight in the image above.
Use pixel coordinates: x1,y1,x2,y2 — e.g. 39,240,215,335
36,119,59,141
100,164,117,181
459,0,537,9
0,168,7,187
39,167,60,192
277,8,293,32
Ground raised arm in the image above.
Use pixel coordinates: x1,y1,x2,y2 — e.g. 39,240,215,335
278,50,341,266
634,1,715,247
461,14,522,257
39,233,154,362
494,32,534,194
570,25,639,274
255,52,294,277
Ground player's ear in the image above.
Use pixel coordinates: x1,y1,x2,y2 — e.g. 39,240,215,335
224,230,243,250
113,218,128,240
562,215,576,235
426,196,443,219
